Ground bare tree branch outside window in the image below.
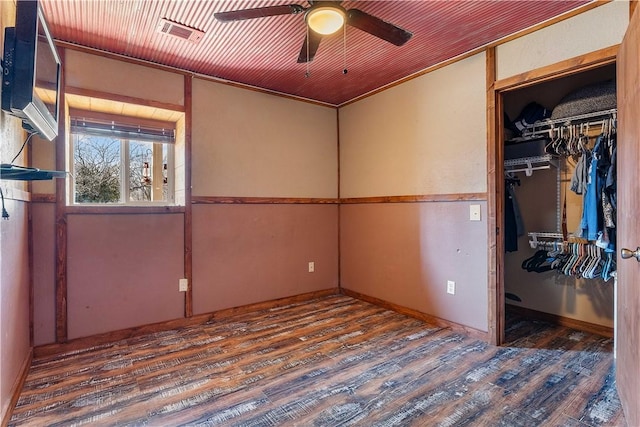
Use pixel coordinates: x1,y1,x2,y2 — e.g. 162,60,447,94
73,134,121,203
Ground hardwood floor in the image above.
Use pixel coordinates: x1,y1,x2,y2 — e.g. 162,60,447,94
9,295,625,426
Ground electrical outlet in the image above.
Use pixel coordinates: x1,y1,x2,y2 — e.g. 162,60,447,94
447,280,456,295
308,262,315,273
179,278,188,292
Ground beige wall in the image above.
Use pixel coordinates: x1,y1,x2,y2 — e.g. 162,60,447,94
1,1,31,421
29,134,58,344
64,49,184,106
341,202,489,331
496,1,628,80
66,214,185,339
338,52,489,332
339,52,487,198
30,134,56,194
193,204,339,315
0,201,31,421
31,48,341,344
32,203,56,345
338,3,626,331
30,49,189,344
191,78,338,198
191,78,340,314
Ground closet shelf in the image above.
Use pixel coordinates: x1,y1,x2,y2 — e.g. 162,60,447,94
504,154,557,176
521,108,617,139
528,232,564,249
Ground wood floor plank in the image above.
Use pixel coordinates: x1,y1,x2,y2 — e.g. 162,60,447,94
239,331,461,425
561,364,626,427
9,295,626,426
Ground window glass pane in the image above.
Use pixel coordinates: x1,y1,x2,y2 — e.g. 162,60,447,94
73,134,121,203
70,113,176,206
129,140,154,202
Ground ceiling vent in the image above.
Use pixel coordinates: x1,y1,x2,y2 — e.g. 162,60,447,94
157,18,204,43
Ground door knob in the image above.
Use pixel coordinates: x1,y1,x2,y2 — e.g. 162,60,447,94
621,247,640,261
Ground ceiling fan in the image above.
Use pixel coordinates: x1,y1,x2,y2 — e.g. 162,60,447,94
214,1,413,63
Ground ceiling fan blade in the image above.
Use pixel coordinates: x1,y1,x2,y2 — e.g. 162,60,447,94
297,30,323,63
346,9,413,46
214,4,305,22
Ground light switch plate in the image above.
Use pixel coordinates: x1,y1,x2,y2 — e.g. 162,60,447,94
469,204,481,221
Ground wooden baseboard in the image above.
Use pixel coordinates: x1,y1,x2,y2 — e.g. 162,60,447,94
1,348,33,427
340,288,489,341
34,288,340,358
506,303,614,338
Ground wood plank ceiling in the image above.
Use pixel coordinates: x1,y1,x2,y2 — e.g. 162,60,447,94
41,0,591,106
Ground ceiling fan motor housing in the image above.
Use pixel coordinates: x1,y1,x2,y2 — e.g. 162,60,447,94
305,2,347,35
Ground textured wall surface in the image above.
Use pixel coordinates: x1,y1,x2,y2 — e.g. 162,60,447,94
1,1,31,420
191,78,338,198
339,52,487,198
497,1,628,80
66,214,185,339
193,204,339,315
340,202,489,331
31,203,56,345
65,49,184,106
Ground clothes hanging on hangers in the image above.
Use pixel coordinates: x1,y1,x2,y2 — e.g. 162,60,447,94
508,107,618,280
521,249,556,272
579,135,604,241
527,122,618,278
570,148,590,195
505,176,524,252
603,141,617,251
522,241,615,281
576,131,616,252
606,146,616,208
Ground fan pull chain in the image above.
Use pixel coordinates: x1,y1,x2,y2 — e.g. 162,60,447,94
342,24,347,75
305,25,311,78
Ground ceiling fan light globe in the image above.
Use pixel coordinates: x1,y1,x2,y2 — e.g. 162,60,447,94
306,7,345,35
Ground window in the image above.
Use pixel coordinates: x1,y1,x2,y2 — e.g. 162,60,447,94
69,111,176,205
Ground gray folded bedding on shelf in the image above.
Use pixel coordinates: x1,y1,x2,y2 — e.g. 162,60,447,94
550,79,616,119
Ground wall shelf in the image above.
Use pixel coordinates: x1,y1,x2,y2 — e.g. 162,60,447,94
0,164,67,181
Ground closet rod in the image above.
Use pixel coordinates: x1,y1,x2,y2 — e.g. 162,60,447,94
522,108,617,137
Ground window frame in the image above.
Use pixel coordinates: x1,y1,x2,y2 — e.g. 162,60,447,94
68,110,177,207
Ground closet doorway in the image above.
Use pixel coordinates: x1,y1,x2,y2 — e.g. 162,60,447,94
489,13,640,421
503,63,617,342
489,47,619,348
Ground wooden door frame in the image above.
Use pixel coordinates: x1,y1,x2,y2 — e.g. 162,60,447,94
487,45,619,345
